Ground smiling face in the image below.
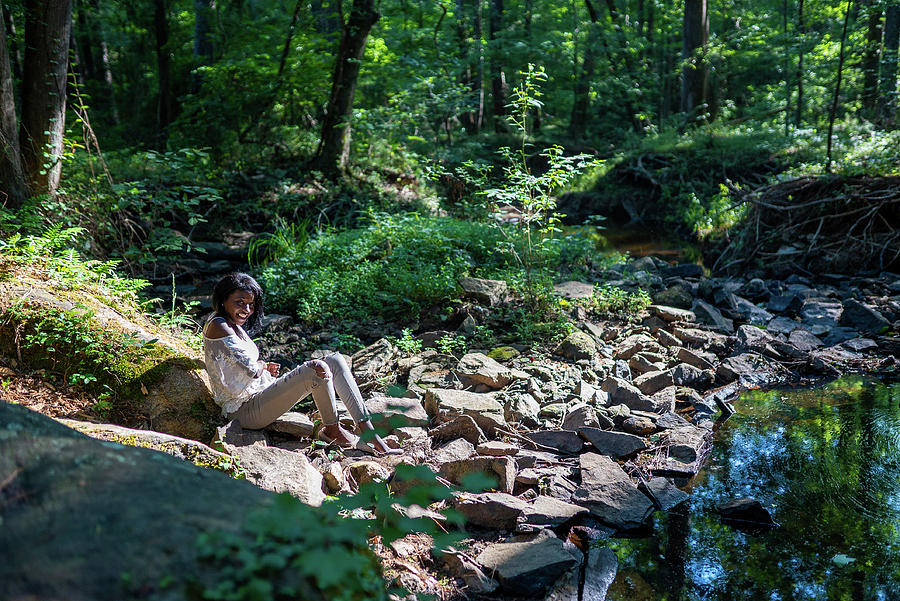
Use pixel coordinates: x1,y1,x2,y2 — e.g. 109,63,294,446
223,289,256,327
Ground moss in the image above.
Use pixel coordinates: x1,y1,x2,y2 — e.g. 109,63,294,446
101,431,245,478
487,346,520,361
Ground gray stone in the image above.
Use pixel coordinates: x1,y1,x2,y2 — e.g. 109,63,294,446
839,299,891,335
520,496,589,530
842,337,878,352
348,460,392,486
365,396,429,430
459,277,508,306
424,388,507,434
767,316,803,334
628,353,663,376
800,299,843,333
433,438,476,463
655,328,682,348
640,477,690,510
787,328,824,352
620,415,656,436
571,453,654,530
633,370,674,395
613,358,633,380
767,294,804,315
717,497,777,527
477,440,519,456
438,549,499,594
556,330,600,360
260,313,293,332
660,263,703,279
503,392,541,423
429,415,486,446
716,353,789,388
650,304,696,323
734,296,774,325
582,548,618,601
692,299,735,333
602,376,668,413
266,412,315,438
671,327,731,353
439,456,517,494
456,352,520,390
651,386,677,413
578,428,647,458
477,533,580,597
661,426,710,463
226,444,326,506
454,492,529,529
675,347,715,370
525,430,584,454
561,403,601,431
653,285,694,309
615,334,663,360
351,338,398,390
655,412,692,430
671,363,709,389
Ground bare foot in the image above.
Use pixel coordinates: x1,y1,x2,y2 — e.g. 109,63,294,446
322,423,357,446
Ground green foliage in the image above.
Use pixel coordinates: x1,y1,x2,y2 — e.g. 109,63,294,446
392,329,423,355
435,333,468,358
258,211,600,322
583,284,653,315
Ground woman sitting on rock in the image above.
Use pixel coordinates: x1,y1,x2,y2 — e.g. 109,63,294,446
202,272,395,454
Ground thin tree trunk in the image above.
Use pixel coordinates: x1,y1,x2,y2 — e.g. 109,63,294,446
3,5,22,81
878,3,899,127
278,0,303,79
489,0,506,131
192,0,215,93
784,0,790,136
796,0,805,126
861,0,883,117
680,0,709,123
0,7,28,208
826,0,854,173
569,0,596,138
99,38,119,126
473,0,484,131
455,0,476,133
74,0,96,80
153,0,172,143
312,0,380,175
20,0,72,196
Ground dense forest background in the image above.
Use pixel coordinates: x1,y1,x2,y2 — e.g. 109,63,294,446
1,0,899,317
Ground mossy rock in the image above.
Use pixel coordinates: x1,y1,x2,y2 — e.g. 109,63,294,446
0,277,219,441
487,346,521,361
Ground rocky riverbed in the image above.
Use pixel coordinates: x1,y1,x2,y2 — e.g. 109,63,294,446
35,252,899,599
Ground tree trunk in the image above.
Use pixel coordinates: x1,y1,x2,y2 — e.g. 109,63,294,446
489,0,506,131
312,0,380,175
861,0,883,117
569,3,596,139
0,7,28,209
796,0,805,126
20,0,72,197
192,0,215,93
826,0,854,173
74,0,96,80
455,0,477,134
680,0,709,123
879,3,899,127
3,5,22,81
473,0,484,131
153,0,172,143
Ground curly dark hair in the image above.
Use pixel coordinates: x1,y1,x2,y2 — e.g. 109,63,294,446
210,272,265,334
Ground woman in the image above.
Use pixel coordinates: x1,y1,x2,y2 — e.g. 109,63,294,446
202,272,395,454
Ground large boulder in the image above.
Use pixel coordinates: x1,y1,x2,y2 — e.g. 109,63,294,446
0,278,217,440
0,402,381,601
571,453,654,530
476,531,580,597
425,388,507,434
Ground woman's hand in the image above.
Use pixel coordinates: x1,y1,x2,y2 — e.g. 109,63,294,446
307,359,332,380
266,362,281,377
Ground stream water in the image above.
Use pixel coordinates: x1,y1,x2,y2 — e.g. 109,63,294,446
602,377,900,601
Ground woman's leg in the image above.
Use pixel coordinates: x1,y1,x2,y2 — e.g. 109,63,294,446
322,352,394,452
230,360,341,430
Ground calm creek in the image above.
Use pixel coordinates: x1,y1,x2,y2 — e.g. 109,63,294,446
603,376,900,601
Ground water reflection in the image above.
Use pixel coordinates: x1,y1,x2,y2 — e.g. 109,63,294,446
603,376,900,601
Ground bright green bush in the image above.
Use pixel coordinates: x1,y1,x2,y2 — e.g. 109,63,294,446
257,212,600,322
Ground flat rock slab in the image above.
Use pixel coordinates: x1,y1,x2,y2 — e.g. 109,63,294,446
716,352,790,388
225,444,326,507
477,534,580,597
578,427,647,458
525,430,584,454
520,496,589,530
571,453,654,530
476,440,520,456
425,388,507,434
365,396,429,429
454,492,529,530
429,414,486,445
602,376,668,413
660,425,711,463
633,369,674,395
433,438,476,464
439,456,517,494
455,352,523,390
583,547,618,601
266,412,315,438
615,334,663,360
640,477,690,510
650,305,696,323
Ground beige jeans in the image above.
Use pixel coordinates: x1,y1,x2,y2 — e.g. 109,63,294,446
229,353,370,429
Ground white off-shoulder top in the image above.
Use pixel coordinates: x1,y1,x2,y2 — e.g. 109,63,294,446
202,317,276,415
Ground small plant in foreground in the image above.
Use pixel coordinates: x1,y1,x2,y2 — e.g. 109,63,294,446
393,328,422,354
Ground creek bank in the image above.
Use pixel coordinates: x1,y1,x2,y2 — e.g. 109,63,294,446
26,255,896,599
